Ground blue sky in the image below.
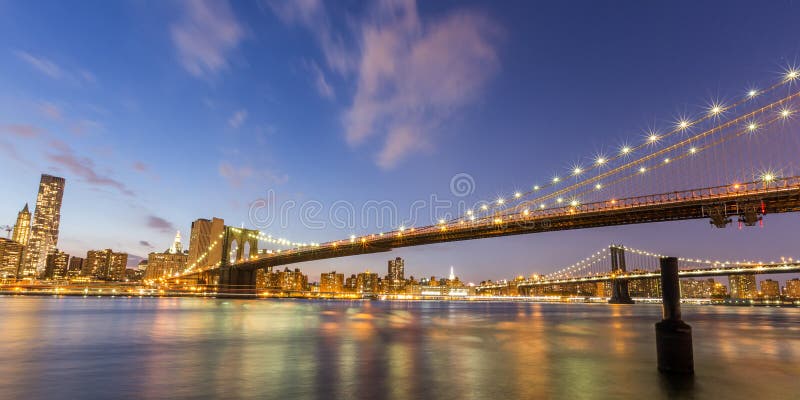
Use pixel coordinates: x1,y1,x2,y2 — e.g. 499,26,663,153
1,0,799,283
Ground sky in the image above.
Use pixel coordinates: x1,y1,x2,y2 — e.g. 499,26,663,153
1,0,799,283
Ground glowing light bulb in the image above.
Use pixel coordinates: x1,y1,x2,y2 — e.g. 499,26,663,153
639,166,647,173
556,198,563,203
573,166,583,175
748,122,757,131
497,198,505,205
689,147,697,154
786,69,799,81
761,172,775,182
621,146,632,154
514,192,521,198
780,108,792,118
648,133,659,143
747,89,758,98
595,183,602,190
595,157,606,165
533,185,540,190
677,120,690,130
709,105,723,115
663,158,670,164
466,210,473,216
481,204,488,210
570,200,579,207
552,176,560,183
438,219,445,224
539,204,546,209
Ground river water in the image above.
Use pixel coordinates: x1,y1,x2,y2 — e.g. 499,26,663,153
0,297,797,399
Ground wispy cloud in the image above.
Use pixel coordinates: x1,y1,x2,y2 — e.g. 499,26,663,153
15,51,62,79
146,216,175,233
15,50,97,85
219,161,288,188
228,109,248,128
38,101,63,120
1,124,44,138
139,240,153,248
270,0,502,168
307,60,335,99
46,141,134,196
171,0,245,78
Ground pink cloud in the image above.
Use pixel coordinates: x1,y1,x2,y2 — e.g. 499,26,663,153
146,216,175,233
1,124,44,138
15,51,63,79
46,143,134,196
219,161,288,188
133,161,148,172
171,0,245,78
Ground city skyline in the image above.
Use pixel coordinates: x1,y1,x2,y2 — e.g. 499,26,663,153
2,1,800,283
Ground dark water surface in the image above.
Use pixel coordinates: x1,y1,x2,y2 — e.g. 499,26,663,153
0,297,798,399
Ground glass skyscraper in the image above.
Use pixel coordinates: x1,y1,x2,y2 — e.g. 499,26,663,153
21,174,65,277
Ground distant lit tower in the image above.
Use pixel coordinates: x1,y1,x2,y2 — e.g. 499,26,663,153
388,257,404,292
449,266,455,281
12,203,31,245
169,231,183,254
21,174,65,277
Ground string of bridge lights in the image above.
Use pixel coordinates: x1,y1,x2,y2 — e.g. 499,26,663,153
545,247,609,279
615,245,797,269
445,68,800,224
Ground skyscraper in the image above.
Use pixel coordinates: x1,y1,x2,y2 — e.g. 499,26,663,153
187,218,225,271
12,204,31,245
0,238,24,279
321,271,344,293
44,249,70,280
144,232,188,281
388,257,404,292
21,174,65,277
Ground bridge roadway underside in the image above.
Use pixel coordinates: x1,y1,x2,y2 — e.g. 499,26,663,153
195,188,800,294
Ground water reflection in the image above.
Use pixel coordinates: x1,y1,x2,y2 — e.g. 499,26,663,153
0,297,798,399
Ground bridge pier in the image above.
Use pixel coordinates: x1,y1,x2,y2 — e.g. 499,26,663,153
608,245,634,304
655,257,693,374
218,266,258,297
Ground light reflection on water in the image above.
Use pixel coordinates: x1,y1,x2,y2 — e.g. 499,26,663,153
0,297,798,399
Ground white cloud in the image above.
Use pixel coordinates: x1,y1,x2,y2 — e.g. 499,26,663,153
219,161,288,187
228,109,248,128
171,0,245,78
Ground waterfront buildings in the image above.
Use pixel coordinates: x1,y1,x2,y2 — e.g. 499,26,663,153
66,256,85,279
729,274,758,299
144,232,188,281
83,249,128,280
21,174,65,277
356,271,379,294
680,279,716,298
0,238,24,279
786,279,800,298
44,249,69,279
320,271,344,293
760,279,780,298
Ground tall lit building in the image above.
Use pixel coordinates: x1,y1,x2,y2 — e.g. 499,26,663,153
44,249,70,280
11,204,31,245
187,218,224,271
83,249,128,280
356,271,379,294
21,174,66,277
760,279,780,298
729,274,757,299
0,238,24,279
388,257,404,292
321,271,344,293
144,232,188,281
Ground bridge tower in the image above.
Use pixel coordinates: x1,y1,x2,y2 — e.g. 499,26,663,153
217,226,260,296
608,245,634,304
